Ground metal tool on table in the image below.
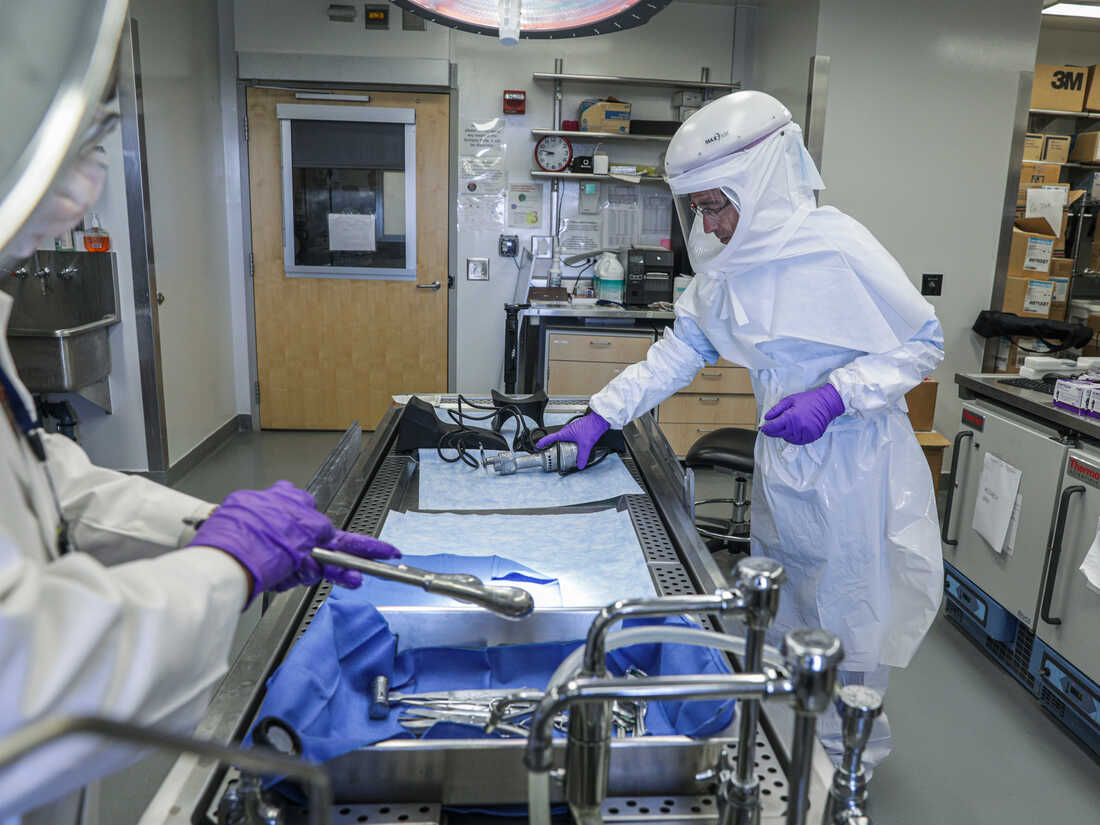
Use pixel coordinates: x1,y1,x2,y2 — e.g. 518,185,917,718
821,685,884,825
482,441,579,475
310,547,535,619
219,717,303,825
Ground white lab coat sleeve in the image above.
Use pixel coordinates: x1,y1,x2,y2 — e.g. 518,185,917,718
827,318,944,417
589,319,713,429
0,536,247,815
43,433,215,564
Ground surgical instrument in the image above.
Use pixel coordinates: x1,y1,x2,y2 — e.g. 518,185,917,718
483,441,579,475
310,548,535,619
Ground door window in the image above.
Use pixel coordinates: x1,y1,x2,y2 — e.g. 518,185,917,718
278,104,416,279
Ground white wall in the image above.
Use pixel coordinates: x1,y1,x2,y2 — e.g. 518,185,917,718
234,0,449,59
133,0,239,464
1037,19,1100,65
808,0,1042,444
66,127,151,471
451,2,736,391
749,0,820,130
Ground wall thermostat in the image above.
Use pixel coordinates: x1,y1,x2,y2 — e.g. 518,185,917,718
467,257,490,281
532,236,554,259
503,90,527,115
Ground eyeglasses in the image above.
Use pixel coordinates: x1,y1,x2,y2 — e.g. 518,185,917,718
688,199,733,219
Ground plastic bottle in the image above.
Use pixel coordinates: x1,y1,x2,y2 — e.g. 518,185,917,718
594,251,624,303
83,213,110,252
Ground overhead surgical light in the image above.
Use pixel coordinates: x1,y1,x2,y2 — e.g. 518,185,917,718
391,0,673,41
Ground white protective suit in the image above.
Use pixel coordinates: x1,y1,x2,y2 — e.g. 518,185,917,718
589,117,944,765
0,293,248,820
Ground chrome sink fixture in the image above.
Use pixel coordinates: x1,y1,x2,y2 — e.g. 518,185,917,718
3,251,120,410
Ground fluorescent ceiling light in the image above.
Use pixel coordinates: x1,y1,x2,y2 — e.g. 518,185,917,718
392,0,673,39
1043,3,1100,18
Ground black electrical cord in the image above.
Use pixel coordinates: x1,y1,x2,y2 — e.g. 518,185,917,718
436,395,541,468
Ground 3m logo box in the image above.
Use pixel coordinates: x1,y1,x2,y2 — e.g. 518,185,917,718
1031,65,1087,111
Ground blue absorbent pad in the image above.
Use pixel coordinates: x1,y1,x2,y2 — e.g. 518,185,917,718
378,508,656,605
249,591,736,767
357,553,563,608
415,448,643,511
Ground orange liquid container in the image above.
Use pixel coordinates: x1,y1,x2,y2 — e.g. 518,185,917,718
83,229,110,252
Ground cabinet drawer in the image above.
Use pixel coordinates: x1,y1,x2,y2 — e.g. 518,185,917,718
683,367,753,395
661,422,756,457
548,361,631,396
660,394,757,425
547,332,652,364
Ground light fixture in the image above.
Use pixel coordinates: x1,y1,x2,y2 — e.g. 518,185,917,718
391,0,673,39
1043,2,1100,19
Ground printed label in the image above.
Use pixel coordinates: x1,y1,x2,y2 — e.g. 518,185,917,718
1050,277,1070,302
1051,69,1085,91
1024,237,1054,272
962,409,985,431
1023,280,1055,314
1067,455,1100,490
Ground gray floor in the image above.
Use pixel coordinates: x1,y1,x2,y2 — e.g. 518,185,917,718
695,469,1100,825
112,434,1100,824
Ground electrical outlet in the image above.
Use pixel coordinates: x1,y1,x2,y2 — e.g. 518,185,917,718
499,235,519,257
921,273,943,296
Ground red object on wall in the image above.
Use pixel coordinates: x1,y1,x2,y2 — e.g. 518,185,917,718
503,89,526,114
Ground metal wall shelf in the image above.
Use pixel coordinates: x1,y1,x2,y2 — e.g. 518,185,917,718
531,170,666,184
533,71,739,91
1029,108,1100,119
531,128,671,143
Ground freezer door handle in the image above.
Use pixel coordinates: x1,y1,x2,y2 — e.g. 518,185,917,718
941,429,974,546
1040,484,1085,627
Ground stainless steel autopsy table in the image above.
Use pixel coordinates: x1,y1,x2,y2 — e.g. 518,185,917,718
138,397,834,825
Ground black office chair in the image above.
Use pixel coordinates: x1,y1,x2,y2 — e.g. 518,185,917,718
684,427,756,554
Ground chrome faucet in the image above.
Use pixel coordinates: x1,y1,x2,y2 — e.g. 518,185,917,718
821,685,883,825
34,264,51,295
58,263,79,280
10,265,29,280
563,557,786,825
524,627,844,825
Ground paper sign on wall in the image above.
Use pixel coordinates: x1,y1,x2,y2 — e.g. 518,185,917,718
508,183,544,228
972,453,1023,554
460,155,507,194
328,213,376,251
462,118,505,155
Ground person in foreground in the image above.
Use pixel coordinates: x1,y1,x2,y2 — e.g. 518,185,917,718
0,13,399,821
539,91,944,767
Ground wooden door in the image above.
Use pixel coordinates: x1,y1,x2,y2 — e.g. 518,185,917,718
247,87,448,429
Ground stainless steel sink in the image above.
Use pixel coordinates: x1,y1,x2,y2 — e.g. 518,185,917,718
2,251,120,396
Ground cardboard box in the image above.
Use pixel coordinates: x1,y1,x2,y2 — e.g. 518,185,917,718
1024,132,1045,160
579,99,631,134
1032,64,1088,111
1021,162,1062,183
1071,131,1100,162
671,90,703,108
904,380,938,431
1008,216,1059,276
1049,257,1074,321
1044,134,1072,162
1017,180,1068,207
916,431,950,486
1004,275,1055,318
1087,65,1100,111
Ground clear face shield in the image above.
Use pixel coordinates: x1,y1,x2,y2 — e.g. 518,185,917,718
673,186,743,274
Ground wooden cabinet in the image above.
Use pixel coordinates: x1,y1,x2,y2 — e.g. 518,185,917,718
545,329,655,396
543,328,756,458
658,364,757,457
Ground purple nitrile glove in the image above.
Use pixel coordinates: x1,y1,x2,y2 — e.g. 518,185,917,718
759,384,845,446
535,411,611,469
189,480,401,605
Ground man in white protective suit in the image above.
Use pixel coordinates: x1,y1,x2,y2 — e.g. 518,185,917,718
539,91,945,766
0,6,400,822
